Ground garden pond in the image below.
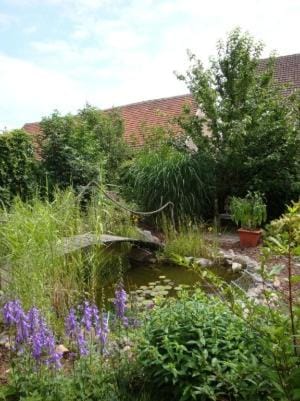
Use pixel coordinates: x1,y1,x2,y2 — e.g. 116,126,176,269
98,253,240,309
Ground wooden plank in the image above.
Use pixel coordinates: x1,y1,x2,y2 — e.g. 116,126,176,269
58,233,162,256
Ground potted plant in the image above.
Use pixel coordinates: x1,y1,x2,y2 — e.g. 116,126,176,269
229,191,267,247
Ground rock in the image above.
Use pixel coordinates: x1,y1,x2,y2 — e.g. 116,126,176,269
194,258,213,267
273,278,281,288
56,344,69,355
0,334,9,346
137,229,161,245
232,262,242,273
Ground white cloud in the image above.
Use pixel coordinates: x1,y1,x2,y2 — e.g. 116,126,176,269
0,12,17,29
1,0,300,128
0,53,86,129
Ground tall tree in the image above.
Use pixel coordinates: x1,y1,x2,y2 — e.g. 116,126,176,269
179,28,300,217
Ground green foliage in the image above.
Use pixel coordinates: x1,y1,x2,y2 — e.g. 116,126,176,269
0,189,138,320
179,28,300,218
266,201,300,256
0,129,37,206
138,291,276,401
162,222,214,259
40,105,129,191
123,142,215,223
0,190,86,316
0,358,119,401
229,191,267,229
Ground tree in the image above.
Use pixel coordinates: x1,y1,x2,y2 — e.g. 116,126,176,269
40,105,129,191
179,28,300,218
0,129,37,206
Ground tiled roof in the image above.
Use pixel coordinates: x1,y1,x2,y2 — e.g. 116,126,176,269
23,54,300,147
109,94,197,146
259,53,300,95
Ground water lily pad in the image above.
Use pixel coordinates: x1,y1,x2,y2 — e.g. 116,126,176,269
158,275,166,279
154,290,169,297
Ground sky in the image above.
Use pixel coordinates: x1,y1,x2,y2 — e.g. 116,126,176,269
0,0,299,129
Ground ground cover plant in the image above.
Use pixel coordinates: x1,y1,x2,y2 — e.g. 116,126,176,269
138,291,277,401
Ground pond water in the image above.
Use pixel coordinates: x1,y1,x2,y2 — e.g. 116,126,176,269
124,262,237,293
99,258,239,309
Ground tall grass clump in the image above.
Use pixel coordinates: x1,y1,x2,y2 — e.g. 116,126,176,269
162,219,215,260
0,187,141,322
0,190,87,317
123,144,215,224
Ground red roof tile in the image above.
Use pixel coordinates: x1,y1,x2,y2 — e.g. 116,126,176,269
23,54,300,147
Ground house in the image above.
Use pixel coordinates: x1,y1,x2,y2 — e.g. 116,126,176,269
23,54,300,147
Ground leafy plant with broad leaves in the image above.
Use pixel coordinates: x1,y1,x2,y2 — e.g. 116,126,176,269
229,191,267,229
264,202,300,400
138,290,276,401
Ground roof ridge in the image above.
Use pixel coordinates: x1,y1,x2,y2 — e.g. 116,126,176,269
105,93,193,111
259,53,300,62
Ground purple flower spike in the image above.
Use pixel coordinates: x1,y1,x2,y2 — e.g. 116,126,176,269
96,312,109,350
3,300,62,369
77,330,88,356
3,300,24,326
114,283,127,321
81,301,93,332
65,308,77,338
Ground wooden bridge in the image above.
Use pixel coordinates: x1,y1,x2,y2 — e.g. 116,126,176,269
58,232,162,255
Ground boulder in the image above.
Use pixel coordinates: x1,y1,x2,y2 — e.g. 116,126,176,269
232,262,243,273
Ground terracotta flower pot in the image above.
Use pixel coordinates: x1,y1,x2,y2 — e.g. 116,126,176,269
237,228,262,247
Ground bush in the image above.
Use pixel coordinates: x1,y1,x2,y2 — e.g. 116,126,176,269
123,143,215,223
40,105,129,192
138,291,277,401
0,129,37,206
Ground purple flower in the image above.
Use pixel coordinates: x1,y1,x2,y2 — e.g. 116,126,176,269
65,305,89,356
114,283,127,321
2,300,30,345
81,301,93,332
77,329,88,356
96,312,109,350
65,308,77,339
3,301,62,369
30,312,62,369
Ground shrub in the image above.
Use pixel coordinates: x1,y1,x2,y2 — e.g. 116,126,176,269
138,291,277,401
40,105,129,192
123,143,215,223
0,129,37,206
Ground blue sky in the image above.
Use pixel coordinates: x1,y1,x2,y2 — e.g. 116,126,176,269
0,0,299,129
